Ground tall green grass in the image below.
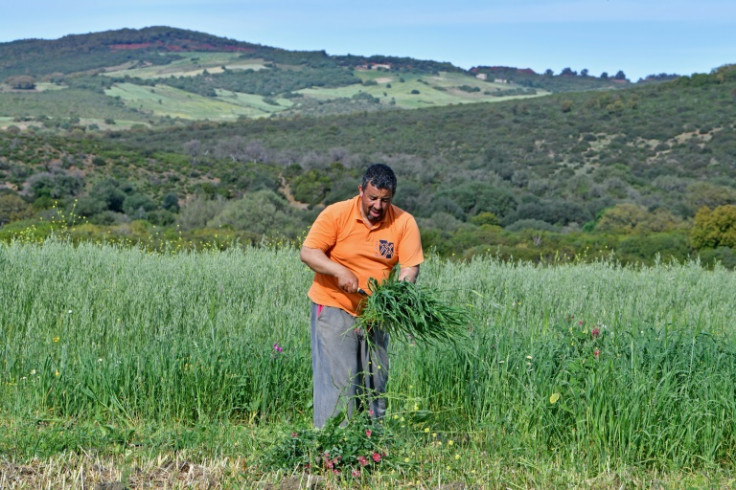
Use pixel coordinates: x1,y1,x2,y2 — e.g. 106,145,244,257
2,240,736,469
0,240,311,424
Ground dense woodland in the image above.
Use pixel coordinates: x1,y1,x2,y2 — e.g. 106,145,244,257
1,28,736,267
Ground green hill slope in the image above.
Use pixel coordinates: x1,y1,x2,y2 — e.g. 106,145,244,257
0,26,651,126
1,27,735,267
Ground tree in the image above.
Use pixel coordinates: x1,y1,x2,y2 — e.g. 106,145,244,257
469,211,499,227
596,204,682,233
686,181,736,210
5,75,36,90
89,179,135,213
176,196,226,231
123,193,157,218
162,193,180,212
613,70,627,81
291,169,331,206
73,196,106,218
595,203,648,232
436,182,518,220
183,139,202,165
690,205,736,249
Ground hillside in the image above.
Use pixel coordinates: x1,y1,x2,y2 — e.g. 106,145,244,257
2,64,736,261
0,26,644,128
1,27,735,267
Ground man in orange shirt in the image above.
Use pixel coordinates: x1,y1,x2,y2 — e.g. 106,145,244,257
301,163,424,427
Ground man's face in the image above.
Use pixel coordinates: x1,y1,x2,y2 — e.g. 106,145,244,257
359,182,393,225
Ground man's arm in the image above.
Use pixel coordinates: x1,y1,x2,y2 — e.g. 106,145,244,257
398,265,420,283
300,246,360,293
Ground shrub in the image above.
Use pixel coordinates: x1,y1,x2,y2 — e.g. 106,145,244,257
505,219,558,232
23,171,85,201
123,193,157,218
207,190,308,238
176,196,226,231
0,192,32,225
90,179,131,213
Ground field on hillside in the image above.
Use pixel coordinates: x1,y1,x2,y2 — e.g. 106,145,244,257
102,52,270,79
105,83,292,120
0,88,150,127
2,240,736,487
301,71,547,110
102,70,540,120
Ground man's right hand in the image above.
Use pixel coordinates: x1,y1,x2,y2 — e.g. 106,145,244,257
301,246,360,294
336,269,360,294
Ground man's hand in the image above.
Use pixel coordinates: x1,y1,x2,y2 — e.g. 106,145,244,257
300,246,360,293
335,269,360,294
398,265,420,283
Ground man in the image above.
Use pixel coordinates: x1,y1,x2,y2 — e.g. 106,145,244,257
300,163,424,427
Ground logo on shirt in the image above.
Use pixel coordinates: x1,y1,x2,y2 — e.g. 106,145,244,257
378,240,394,259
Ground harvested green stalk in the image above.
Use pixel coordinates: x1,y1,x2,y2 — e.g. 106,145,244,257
357,269,470,345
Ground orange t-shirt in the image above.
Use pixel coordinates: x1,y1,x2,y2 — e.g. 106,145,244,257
303,196,424,316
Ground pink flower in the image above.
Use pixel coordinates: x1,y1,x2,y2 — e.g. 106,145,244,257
291,432,298,438
591,327,600,339
368,408,374,417
352,469,361,478
273,343,282,353
357,455,369,466
594,349,601,359
365,429,372,438
578,320,584,326
372,452,382,463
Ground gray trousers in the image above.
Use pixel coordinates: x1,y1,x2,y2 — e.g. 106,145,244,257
310,302,389,428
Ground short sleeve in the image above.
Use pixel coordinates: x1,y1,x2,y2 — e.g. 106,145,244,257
397,215,424,267
303,206,338,251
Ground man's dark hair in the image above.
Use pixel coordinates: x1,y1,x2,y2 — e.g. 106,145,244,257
362,163,397,195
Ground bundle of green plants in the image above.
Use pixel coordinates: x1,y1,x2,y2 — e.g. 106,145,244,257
358,268,470,345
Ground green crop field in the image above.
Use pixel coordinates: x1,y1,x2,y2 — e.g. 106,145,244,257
103,52,270,79
2,240,736,487
300,71,547,110
105,82,291,120
0,88,150,127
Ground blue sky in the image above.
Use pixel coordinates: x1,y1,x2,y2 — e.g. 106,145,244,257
2,0,735,81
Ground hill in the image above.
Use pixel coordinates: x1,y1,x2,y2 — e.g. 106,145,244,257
0,26,644,128
1,27,735,267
